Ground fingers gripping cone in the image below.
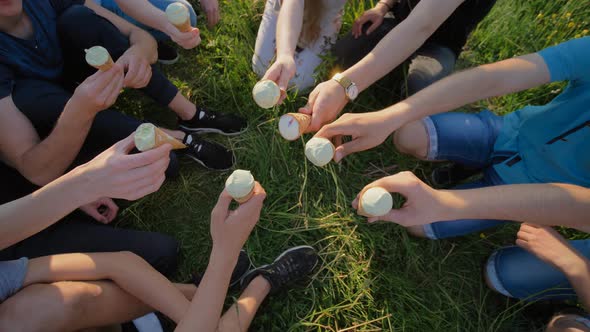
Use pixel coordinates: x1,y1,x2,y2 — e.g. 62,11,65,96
225,170,256,203
358,187,393,218
279,113,311,141
166,3,192,32
85,46,114,71
134,123,186,151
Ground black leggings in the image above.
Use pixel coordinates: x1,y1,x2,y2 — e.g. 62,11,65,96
0,5,183,276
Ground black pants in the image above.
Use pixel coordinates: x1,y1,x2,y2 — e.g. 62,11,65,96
0,5,183,276
332,16,457,96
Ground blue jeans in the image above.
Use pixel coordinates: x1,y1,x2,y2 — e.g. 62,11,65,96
420,110,508,239
486,241,590,302
98,0,197,41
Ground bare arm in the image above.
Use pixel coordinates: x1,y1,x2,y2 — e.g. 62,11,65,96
444,183,590,232
276,0,304,59
315,53,551,160
565,259,590,310
110,0,170,33
24,252,190,323
0,97,92,185
85,0,157,64
346,0,465,91
0,135,171,250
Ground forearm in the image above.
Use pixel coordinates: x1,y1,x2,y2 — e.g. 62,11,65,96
0,171,92,250
383,54,550,128
345,0,463,91
113,0,169,33
276,0,304,58
19,100,94,185
563,258,590,310
128,28,158,64
442,183,590,231
176,248,238,332
24,252,190,323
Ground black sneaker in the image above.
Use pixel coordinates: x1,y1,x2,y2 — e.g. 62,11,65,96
157,41,180,65
182,134,234,170
179,106,247,136
240,245,319,294
191,249,251,288
431,163,482,187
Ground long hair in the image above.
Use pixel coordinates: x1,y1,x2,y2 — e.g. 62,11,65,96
299,0,325,48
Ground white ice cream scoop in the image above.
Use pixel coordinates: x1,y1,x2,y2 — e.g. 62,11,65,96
225,170,256,203
359,187,393,217
305,137,335,167
252,80,280,109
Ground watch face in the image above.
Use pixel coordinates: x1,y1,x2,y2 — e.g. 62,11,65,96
347,84,359,100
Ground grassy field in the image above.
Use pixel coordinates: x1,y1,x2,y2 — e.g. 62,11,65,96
115,1,590,331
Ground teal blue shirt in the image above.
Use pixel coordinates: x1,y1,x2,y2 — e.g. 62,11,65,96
493,37,590,187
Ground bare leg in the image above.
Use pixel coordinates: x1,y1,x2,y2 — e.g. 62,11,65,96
168,92,197,121
0,281,151,332
217,276,271,332
546,314,590,332
175,283,198,300
392,120,430,160
24,252,190,323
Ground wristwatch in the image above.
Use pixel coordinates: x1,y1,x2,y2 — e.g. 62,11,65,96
332,73,359,101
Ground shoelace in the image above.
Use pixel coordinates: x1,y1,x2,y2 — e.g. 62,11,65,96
272,256,301,283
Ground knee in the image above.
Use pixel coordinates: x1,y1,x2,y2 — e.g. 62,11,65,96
57,5,96,35
393,121,429,159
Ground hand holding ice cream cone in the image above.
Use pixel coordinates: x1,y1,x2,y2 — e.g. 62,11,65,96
225,170,256,203
279,113,311,141
85,46,114,71
166,2,192,32
134,123,186,151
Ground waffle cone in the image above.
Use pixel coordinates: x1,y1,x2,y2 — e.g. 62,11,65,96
234,188,255,204
173,19,192,32
96,56,114,71
288,113,311,136
153,127,187,150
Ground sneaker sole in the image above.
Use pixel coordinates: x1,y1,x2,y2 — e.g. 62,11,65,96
184,153,234,172
179,125,248,136
158,55,180,65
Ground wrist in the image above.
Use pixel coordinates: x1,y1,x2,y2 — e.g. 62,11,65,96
436,189,469,221
210,245,241,266
560,255,590,278
54,167,97,208
375,2,390,15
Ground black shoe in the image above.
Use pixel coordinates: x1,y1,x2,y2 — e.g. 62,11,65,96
431,163,482,187
191,249,251,288
182,134,234,170
179,107,247,136
240,246,319,294
157,41,180,65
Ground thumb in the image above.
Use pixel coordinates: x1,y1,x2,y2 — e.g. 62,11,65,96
334,139,364,162
211,190,233,222
114,133,137,154
277,70,291,92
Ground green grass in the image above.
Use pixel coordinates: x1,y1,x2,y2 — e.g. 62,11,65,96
114,1,590,331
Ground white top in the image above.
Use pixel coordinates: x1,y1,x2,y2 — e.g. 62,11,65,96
225,170,255,199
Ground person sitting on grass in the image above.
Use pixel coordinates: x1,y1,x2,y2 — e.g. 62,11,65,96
299,0,496,132
485,224,590,332
90,0,220,65
253,0,347,92
0,0,246,183
0,158,320,331
313,36,590,240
